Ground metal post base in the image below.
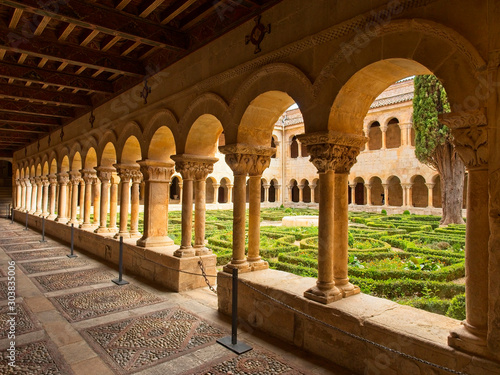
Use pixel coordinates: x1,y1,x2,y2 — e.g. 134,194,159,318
217,336,252,355
67,254,78,258
112,278,129,285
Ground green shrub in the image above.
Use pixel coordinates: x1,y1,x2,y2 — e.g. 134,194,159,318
446,294,466,320
403,210,411,215
381,209,387,215
348,232,354,247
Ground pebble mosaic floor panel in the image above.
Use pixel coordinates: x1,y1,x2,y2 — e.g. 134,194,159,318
8,248,68,261
81,308,226,374
0,302,41,338
1,242,59,252
51,284,163,322
34,268,115,292
18,257,91,274
0,340,74,374
188,349,307,375
0,281,8,298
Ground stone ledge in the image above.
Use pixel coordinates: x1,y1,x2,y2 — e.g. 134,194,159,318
217,269,500,374
14,211,216,292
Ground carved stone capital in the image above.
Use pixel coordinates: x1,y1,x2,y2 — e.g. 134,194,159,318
131,170,143,184
41,176,49,187
219,144,274,176
80,169,97,184
29,177,36,185
34,176,42,185
57,172,69,185
113,164,139,183
440,110,488,169
69,171,81,184
171,154,218,181
48,174,58,185
95,166,115,183
137,160,174,182
297,131,365,173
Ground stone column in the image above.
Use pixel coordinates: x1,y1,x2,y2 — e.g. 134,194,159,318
68,172,81,225
41,177,49,217
80,170,96,229
219,144,275,272
114,165,138,238
348,183,356,205
34,177,43,215
178,182,183,203
55,173,69,223
129,171,142,238
79,180,85,221
402,183,411,207
298,131,365,302
95,167,113,233
247,152,273,271
275,184,281,202
310,183,316,204
136,160,174,247
381,125,387,149
29,177,36,214
92,177,101,226
15,179,22,209
227,184,233,203
20,179,26,211
365,183,372,206
426,183,435,208
47,174,57,220
172,158,194,257
298,184,304,203
382,183,389,206
213,184,220,204
288,185,293,202
108,174,119,233
263,184,270,203
443,111,492,358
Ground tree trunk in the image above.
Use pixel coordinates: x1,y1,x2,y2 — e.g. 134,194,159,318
435,143,465,225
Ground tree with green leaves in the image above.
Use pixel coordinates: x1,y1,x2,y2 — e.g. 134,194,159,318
413,75,465,225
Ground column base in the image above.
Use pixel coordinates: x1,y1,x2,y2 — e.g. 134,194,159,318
129,231,142,239
107,226,119,233
55,217,69,224
80,222,93,229
174,247,196,258
304,284,342,304
28,210,36,214
336,282,361,298
115,232,130,239
47,214,57,220
41,212,49,218
136,236,174,248
248,259,269,271
448,323,492,359
94,226,109,234
194,246,212,256
223,261,251,273
34,211,42,216
68,219,79,225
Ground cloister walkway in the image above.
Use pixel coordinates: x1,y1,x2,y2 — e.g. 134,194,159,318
0,218,351,375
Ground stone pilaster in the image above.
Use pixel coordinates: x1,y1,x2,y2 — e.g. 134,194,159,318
136,160,174,248
55,173,69,223
442,110,492,358
219,144,276,273
47,174,57,220
298,131,366,302
95,167,114,233
80,170,96,229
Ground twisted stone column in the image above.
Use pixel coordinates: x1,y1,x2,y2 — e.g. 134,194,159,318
47,174,57,220
443,110,492,358
136,160,174,248
114,165,138,238
95,167,113,233
219,144,275,273
129,171,142,238
80,170,96,229
29,177,36,214
41,177,49,217
55,173,69,223
34,177,43,215
68,172,81,225
298,131,365,303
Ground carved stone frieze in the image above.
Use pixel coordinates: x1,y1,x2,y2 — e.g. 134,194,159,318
137,160,174,182
440,110,488,169
297,131,365,173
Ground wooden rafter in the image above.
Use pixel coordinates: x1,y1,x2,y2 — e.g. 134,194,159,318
161,0,199,25
0,82,91,107
0,99,75,118
0,112,60,126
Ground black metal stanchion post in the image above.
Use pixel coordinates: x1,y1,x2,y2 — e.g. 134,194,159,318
40,216,47,243
217,268,252,354
67,223,77,258
112,236,129,285
10,206,13,224
24,211,28,230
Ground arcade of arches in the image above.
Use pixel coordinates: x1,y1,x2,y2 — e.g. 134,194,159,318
9,1,500,373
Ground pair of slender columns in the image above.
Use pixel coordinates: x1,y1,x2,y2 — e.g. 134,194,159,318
95,166,118,233
114,165,142,239
219,144,275,272
80,170,97,229
171,155,217,258
297,131,366,304
55,173,69,223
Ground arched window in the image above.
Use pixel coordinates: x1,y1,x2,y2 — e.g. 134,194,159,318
269,180,276,202
290,136,299,158
368,122,382,150
386,118,401,149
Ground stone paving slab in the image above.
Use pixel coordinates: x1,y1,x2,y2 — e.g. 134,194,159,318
50,284,163,322
2,242,62,252
8,248,68,261
0,280,9,299
18,257,91,274
185,348,308,375
0,301,42,339
0,340,75,374
33,268,115,292
80,307,226,374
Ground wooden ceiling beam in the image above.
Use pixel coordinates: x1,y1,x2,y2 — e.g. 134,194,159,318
0,24,145,77
0,82,91,108
0,61,114,94
0,112,60,126
180,1,223,30
4,0,188,50
8,8,22,29
0,126,47,134
160,0,198,25
0,100,75,118
139,0,165,18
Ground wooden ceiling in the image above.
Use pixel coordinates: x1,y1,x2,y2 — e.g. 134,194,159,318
0,0,281,158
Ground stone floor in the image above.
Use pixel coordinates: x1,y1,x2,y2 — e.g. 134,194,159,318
0,218,353,375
